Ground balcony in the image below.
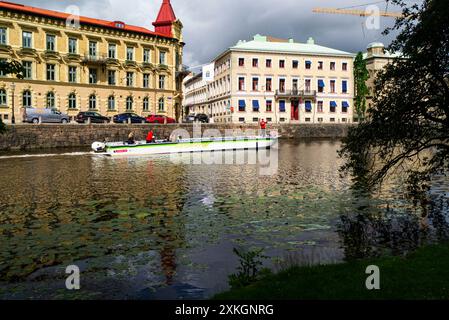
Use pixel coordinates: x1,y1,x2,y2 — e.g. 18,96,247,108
275,89,317,99
42,50,61,61
82,53,107,65
17,47,37,57
65,53,81,62
124,60,138,68
141,61,155,70
0,44,12,54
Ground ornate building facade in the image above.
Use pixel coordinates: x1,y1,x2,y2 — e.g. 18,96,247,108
0,0,185,123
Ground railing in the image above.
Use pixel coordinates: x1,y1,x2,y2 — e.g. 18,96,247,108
82,53,108,64
275,90,317,97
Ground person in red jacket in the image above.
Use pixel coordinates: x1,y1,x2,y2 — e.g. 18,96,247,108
260,119,267,136
146,131,154,144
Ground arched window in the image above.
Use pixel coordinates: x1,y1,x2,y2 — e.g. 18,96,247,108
89,95,96,110
108,96,115,111
46,92,55,109
158,97,164,112
68,93,77,109
0,89,7,106
126,96,133,110
23,90,32,108
143,97,149,111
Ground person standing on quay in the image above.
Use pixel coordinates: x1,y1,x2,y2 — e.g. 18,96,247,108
260,119,267,137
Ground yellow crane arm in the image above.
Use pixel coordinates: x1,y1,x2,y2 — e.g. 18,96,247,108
313,7,403,18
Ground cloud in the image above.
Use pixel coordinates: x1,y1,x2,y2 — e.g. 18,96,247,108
9,0,421,66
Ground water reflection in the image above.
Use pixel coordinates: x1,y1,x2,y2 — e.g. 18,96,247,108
0,139,447,299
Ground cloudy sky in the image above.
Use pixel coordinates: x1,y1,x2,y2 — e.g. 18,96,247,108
11,0,421,67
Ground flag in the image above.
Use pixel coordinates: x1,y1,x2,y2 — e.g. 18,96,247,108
202,63,215,82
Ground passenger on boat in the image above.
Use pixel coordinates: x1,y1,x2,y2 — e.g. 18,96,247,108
146,131,154,144
127,132,135,145
260,119,267,136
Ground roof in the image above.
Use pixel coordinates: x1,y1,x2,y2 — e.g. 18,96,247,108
0,1,173,39
363,51,404,60
227,34,354,58
154,0,176,24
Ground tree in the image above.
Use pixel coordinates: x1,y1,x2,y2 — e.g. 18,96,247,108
340,0,449,194
0,60,23,133
353,52,370,122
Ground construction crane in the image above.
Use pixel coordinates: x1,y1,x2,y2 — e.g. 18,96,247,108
312,7,403,18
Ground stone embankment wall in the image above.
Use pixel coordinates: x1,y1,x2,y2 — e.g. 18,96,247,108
0,124,353,151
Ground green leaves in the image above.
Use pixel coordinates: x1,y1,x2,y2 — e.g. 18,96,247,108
353,52,370,122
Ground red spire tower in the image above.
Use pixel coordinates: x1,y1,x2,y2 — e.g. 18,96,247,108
153,0,177,37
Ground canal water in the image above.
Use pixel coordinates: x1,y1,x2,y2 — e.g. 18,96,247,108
0,139,448,299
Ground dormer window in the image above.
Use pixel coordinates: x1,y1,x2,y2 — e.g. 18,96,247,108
114,21,125,29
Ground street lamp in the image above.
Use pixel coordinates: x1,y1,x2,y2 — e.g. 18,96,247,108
10,82,16,125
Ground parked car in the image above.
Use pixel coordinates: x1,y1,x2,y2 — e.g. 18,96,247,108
184,114,196,123
76,111,110,124
195,113,210,123
113,113,148,124
146,114,176,124
22,107,70,124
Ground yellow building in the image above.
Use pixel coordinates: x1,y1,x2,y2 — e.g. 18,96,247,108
0,0,186,123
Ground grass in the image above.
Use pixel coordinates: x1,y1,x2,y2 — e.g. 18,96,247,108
213,243,449,300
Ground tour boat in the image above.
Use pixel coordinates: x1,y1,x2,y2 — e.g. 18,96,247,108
91,135,279,156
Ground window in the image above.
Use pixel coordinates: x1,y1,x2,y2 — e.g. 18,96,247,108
158,97,165,111
22,31,32,48
23,90,32,108
68,38,77,54
266,118,272,122
305,60,312,69
46,34,56,51
126,47,134,61
238,77,245,91
252,78,259,91
0,28,6,45
305,118,311,122
126,72,134,87
89,68,97,84
238,58,244,66
318,117,323,123
68,66,77,83
318,79,325,93
330,101,337,113
68,93,77,109
46,64,55,81
305,79,311,92
89,41,97,57
159,51,166,64
292,79,299,91
342,118,347,123
330,62,336,71
342,101,349,113
239,117,245,123
266,78,272,91
158,75,165,89
143,48,151,63
108,43,116,58
108,96,115,111
342,80,348,93
126,97,133,110
279,60,285,68
318,61,323,70
266,59,272,68
305,101,312,113
89,95,96,110
330,118,336,122
0,89,7,105
292,60,299,69
266,100,272,112
252,58,258,67
143,74,150,88
253,117,259,123
280,118,286,122
342,62,348,71
23,61,32,79
330,80,336,93
238,100,246,112
108,70,116,85
143,97,149,111
252,100,259,112
317,101,324,113
46,92,55,109
279,79,286,92
279,100,286,112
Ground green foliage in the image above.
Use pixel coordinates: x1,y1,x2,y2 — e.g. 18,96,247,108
340,0,449,191
0,60,24,79
228,247,269,289
353,52,370,122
